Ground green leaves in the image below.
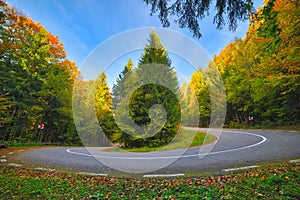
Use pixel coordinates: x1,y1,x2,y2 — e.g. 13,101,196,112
95,72,116,144
0,2,80,144
143,0,254,38
111,30,181,148
184,70,210,127
211,0,300,127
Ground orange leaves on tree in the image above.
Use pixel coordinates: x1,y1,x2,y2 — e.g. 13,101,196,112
47,33,66,59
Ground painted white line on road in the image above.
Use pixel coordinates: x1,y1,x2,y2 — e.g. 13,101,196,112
143,173,185,178
207,131,268,156
223,165,259,172
0,159,7,162
1,155,6,158
289,159,300,163
7,152,14,155
66,149,93,157
66,131,268,160
8,163,22,167
78,172,108,176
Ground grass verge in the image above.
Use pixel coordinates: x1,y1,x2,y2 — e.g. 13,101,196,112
105,129,216,152
1,141,82,148
0,161,299,199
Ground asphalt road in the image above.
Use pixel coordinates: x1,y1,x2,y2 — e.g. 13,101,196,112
4,129,300,177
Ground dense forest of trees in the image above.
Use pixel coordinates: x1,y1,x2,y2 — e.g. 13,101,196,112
0,2,81,144
1,0,298,146
187,0,299,127
73,30,181,148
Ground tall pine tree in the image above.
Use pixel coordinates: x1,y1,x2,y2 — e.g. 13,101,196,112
112,58,134,108
125,29,181,148
95,72,115,143
111,59,138,147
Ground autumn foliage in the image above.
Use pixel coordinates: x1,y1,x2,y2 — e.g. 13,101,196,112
189,0,299,127
0,1,80,143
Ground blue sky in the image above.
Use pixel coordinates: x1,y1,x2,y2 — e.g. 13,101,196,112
5,0,263,87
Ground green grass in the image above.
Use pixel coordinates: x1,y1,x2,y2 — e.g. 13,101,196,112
105,129,216,152
1,140,82,148
1,141,45,147
225,122,300,132
0,162,299,199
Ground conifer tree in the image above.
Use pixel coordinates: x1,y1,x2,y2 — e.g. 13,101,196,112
95,72,117,144
112,58,134,108
126,29,181,148
112,58,141,147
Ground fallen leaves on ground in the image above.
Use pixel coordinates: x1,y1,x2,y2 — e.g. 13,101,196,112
0,162,299,199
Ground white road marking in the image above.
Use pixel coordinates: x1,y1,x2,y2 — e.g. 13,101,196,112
1,155,6,158
66,130,268,160
223,165,259,172
78,172,108,176
207,130,268,156
7,152,14,155
8,163,22,167
143,173,185,178
0,159,7,162
289,159,300,163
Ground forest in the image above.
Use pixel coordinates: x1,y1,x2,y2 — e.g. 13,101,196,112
0,0,299,146
186,0,299,128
